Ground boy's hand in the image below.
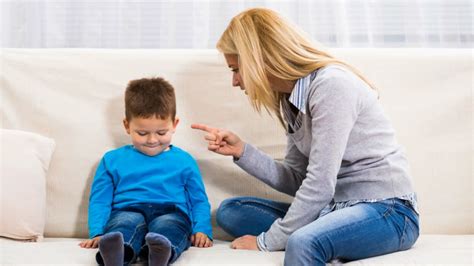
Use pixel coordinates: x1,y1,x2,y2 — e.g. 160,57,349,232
191,124,245,159
79,236,100,249
191,232,213,248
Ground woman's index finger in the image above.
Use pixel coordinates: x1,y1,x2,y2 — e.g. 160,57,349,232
191,123,216,133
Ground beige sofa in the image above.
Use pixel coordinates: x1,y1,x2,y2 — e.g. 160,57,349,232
1,48,472,265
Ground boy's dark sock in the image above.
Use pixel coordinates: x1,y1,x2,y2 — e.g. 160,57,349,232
99,232,124,266
145,232,172,266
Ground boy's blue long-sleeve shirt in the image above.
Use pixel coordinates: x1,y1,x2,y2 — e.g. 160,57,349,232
88,145,212,239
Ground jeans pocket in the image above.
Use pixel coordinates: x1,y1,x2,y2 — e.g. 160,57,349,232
399,215,419,250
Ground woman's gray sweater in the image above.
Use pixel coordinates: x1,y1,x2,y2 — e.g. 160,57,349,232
234,65,415,251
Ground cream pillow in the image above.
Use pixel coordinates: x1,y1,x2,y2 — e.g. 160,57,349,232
0,129,55,241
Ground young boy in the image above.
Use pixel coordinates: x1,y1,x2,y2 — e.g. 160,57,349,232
79,77,212,266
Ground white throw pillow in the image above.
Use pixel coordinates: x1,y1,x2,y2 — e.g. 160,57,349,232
0,129,55,241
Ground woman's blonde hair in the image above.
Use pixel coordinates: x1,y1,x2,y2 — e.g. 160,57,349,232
216,8,375,126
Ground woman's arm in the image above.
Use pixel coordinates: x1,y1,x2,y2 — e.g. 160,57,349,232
233,139,307,196
191,123,307,196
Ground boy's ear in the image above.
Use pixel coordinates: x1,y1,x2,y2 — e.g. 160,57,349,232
123,118,131,134
173,117,180,131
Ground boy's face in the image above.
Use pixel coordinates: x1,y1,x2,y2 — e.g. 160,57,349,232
123,115,179,156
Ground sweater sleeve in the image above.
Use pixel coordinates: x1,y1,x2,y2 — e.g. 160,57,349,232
184,157,213,239
88,156,114,238
234,136,307,197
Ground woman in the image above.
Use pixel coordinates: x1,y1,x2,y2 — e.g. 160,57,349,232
192,8,419,265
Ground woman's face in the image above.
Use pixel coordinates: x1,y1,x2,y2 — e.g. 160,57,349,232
223,53,296,94
224,54,245,92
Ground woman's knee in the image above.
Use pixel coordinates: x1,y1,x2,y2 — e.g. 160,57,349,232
285,229,328,265
286,229,313,252
216,197,243,227
286,228,329,262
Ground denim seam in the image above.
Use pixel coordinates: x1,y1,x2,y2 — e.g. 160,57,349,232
175,234,190,250
367,200,414,251
237,199,288,216
237,202,283,220
399,216,409,250
124,222,147,249
380,199,396,218
170,234,190,262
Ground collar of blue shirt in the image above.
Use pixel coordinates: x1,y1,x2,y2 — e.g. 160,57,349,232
288,71,317,114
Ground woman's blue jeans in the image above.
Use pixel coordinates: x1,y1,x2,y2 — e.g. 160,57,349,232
96,203,192,265
216,196,419,266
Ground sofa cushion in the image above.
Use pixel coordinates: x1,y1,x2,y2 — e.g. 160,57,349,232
0,129,55,241
0,235,471,265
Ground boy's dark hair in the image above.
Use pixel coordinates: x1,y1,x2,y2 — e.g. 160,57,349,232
125,77,176,121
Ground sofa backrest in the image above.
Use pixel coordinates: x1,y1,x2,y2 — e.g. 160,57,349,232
1,48,472,239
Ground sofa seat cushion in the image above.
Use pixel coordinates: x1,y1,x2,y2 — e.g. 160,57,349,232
346,234,473,265
1,235,472,265
0,238,284,265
